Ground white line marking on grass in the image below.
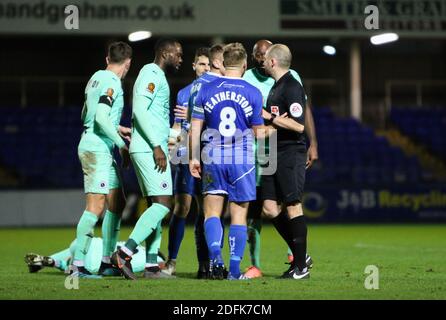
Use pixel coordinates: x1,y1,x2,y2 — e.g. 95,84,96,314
354,242,446,252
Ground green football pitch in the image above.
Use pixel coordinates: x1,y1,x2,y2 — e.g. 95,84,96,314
1,224,445,300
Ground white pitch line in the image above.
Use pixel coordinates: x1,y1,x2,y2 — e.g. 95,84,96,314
354,242,446,253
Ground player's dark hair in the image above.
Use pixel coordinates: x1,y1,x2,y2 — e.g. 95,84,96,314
209,44,224,62
194,47,210,61
155,38,179,57
108,41,132,64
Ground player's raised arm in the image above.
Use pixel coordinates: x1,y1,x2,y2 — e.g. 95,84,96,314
174,88,190,122
249,89,271,139
170,88,189,143
262,80,306,134
262,108,305,133
174,105,188,121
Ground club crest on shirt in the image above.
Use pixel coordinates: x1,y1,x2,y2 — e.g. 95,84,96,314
160,181,169,190
271,106,280,116
148,83,155,93
106,88,114,97
290,102,303,118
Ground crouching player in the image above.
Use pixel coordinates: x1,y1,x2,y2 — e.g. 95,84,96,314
25,240,166,274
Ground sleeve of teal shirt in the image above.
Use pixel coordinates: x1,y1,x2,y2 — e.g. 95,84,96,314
133,71,163,147
94,81,126,149
290,69,308,100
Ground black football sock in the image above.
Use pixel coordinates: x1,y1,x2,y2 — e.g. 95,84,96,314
288,215,308,271
195,213,209,264
271,211,295,256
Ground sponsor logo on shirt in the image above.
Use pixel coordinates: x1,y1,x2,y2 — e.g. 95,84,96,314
271,106,280,116
290,102,303,118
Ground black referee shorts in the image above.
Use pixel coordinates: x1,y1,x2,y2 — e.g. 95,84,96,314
261,145,306,204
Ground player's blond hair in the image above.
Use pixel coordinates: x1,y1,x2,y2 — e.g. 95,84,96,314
266,44,292,69
223,43,247,69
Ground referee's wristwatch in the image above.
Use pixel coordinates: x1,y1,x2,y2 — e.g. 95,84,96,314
268,113,277,125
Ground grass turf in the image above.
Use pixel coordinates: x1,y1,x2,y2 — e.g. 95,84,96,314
0,224,445,300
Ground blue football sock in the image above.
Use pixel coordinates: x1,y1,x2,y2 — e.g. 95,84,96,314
229,224,247,278
168,215,186,259
204,216,223,263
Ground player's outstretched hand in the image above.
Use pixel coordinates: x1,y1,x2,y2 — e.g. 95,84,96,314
189,159,201,179
120,146,130,169
174,105,188,120
118,125,132,143
154,146,167,173
306,144,319,169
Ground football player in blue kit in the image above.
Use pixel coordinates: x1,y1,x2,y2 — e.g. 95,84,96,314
190,43,264,280
165,45,227,278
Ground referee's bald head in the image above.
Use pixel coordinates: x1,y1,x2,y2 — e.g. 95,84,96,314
265,44,292,69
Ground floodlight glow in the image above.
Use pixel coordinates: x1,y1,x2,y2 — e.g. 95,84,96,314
128,31,152,42
370,33,399,45
323,45,336,55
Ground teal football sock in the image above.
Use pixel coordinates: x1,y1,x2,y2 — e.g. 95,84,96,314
247,218,262,268
73,211,98,265
146,221,162,265
125,203,169,253
102,210,121,259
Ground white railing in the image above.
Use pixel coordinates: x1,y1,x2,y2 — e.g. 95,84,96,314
385,79,446,110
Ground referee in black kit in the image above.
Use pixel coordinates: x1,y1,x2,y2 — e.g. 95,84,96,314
261,44,310,279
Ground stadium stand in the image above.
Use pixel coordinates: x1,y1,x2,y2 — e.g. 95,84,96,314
0,107,83,188
390,107,446,161
306,107,425,185
0,105,430,188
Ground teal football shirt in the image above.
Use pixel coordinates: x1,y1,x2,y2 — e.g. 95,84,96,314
130,63,171,153
79,70,124,153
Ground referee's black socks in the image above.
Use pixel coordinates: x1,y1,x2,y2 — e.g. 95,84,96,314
271,211,292,247
271,212,308,272
289,215,307,271
271,210,301,268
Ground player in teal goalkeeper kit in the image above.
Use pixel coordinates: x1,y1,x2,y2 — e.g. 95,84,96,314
111,39,183,280
24,239,166,274
72,42,133,279
243,40,317,278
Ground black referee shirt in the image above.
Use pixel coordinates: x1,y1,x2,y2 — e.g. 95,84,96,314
266,71,307,149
